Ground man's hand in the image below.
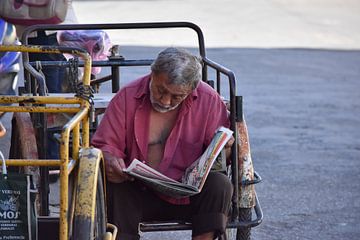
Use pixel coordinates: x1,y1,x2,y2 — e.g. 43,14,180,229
103,151,134,183
225,135,235,159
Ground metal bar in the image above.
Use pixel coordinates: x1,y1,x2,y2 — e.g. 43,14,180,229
111,65,120,93
0,159,61,166
107,223,118,240
58,107,89,240
216,70,221,94
40,166,50,215
0,121,6,138
21,22,206,57
242,171,262,185
0,106,81,113
141,196,263,231
82,116,90,148
91,74,112,85
28,59,154,68
0,95,82,104
0,44,91,95
21,22,206,86
39,110,49,215
1,44,90,56
140,222,192,232
67,159,77,174
72,124,80,162
227,193,263,229
236,96,243,122
25,64,46,95
202,57,239,222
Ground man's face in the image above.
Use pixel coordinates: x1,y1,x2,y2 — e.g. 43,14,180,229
149,73,192,113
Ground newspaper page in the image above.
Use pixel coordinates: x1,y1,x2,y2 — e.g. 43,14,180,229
123,126,233,198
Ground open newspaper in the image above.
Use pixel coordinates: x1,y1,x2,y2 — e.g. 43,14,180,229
123,126,233,198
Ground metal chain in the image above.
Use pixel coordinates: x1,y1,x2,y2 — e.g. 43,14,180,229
68,57,96,122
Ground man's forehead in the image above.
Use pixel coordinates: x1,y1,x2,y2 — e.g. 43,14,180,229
152,73,191,94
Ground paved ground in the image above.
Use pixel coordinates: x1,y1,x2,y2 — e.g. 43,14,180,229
1,0,360,239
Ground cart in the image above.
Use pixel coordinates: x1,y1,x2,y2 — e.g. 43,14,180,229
1,21,262,240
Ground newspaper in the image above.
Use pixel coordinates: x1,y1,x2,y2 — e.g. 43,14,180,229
123,126,233,198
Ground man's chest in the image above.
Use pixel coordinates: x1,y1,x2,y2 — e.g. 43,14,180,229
148,109,179,145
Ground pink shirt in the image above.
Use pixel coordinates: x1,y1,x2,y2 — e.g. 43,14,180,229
91,74,229,204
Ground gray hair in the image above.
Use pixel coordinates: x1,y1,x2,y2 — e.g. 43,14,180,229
151,47,202,89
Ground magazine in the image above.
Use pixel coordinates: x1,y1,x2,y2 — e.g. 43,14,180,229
123,126,233,198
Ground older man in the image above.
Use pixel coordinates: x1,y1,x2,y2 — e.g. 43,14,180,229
92,47,233,240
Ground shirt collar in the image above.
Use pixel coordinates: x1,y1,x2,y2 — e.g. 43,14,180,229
134,74,151,99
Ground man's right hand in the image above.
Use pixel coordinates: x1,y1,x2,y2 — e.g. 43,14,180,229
103,151,134,183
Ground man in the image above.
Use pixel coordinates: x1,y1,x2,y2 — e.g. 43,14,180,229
92,47,234,240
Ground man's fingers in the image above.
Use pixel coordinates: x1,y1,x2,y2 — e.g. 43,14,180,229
225,136,235,148
105,155,134,182
111,158,125,174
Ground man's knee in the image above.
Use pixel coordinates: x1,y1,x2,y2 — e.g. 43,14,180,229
204,172,233,199
191,172,233,214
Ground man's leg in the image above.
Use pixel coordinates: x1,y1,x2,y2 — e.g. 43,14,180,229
107,181,147,240
107,181,190,240
190,172,233,239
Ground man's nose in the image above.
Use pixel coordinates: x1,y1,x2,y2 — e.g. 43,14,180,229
160,94,172,106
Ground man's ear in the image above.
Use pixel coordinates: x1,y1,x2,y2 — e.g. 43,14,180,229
192,80,200,90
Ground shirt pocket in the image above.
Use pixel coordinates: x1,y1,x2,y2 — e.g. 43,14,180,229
172,139,204,172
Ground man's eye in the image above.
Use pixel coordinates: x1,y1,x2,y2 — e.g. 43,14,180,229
173,95,184,101
157,87,166,94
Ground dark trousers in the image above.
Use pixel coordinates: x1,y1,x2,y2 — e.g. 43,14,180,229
107,172,233,240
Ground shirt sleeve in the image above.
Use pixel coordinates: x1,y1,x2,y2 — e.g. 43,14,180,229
91,92,127,159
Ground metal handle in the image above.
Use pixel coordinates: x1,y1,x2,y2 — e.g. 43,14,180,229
0,120,6,138
242,171,262,186
1,150,7,175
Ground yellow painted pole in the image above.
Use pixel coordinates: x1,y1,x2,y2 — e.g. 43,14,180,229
0,106,80,113
0,159,61,166
59,108,89,240
0,95,82,104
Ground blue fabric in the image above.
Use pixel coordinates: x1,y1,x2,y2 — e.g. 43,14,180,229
28,31,66,93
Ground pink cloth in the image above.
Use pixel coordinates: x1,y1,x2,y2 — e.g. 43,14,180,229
91,74,230,204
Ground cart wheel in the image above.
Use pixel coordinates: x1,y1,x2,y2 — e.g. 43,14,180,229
237,208,252,240
72,170,106,240
95,171,107,238
226,208,252,240
72,149,106,240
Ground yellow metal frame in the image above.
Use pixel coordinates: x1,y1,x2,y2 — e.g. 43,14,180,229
0,45,116,240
